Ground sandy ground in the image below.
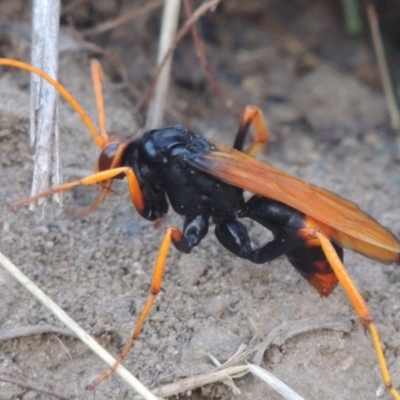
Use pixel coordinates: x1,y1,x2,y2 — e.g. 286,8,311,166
1,2,400,400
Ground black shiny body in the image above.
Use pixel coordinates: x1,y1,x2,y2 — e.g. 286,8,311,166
124,126,245,222
122,125,341,289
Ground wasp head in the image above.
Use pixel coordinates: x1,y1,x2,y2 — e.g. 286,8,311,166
96,137,133,172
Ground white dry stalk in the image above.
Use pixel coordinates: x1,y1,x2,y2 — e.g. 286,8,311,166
148,360,304,399
0,251,159,400
0,325,77,341
147,318,352,399
208,353,241,394
145,0,181,129
30,0,62,209
141,346,250,397
149,365,249,398
145,342,304,399
247,363,306,400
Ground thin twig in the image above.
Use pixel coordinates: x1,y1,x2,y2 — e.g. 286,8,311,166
208,352,241,395
30,0,62,208
0,251,159,400
0,375,70,400
51,334,74,362
0,324,76,342
252,318,353,366
146,342,304,399
366,3,400,131
146,0,182,129
82,0,163,36
146,318,351,399
183,0,237,119
68,22,188,126
150,365,249,398
143,0,222,119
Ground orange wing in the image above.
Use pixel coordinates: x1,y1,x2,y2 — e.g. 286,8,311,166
189,141,400,264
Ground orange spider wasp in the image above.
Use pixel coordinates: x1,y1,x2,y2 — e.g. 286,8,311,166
1,58,399,398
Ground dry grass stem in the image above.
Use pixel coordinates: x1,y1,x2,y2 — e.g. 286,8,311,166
82,0,164,36
150,365,249,398
145,317,349,398
144,0,222,120
252,318,353,366
146,0,182,129
0,324,76,342
30,0,62,208
247,363,305,400
208,353,241,394
146,340,305,399
0,251,159,400
183,0,237,119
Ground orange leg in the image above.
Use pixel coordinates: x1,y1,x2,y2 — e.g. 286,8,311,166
233,105,270,157
87,225,183,389
316,231,400,400
13,166,146,216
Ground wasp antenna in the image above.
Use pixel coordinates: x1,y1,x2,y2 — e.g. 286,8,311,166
91,59,109,149
0,58,103,149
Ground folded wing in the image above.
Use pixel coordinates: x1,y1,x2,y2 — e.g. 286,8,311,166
189,141,400,264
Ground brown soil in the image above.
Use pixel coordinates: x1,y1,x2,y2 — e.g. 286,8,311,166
1,2,400,400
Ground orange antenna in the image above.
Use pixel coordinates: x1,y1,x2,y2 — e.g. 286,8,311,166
90,59,109,148
0,58,104,149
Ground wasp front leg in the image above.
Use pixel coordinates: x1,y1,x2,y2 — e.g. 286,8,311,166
88,224,183,388
88,214,209,388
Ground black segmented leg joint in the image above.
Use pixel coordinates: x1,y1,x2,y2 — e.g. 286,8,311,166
172,214,209,253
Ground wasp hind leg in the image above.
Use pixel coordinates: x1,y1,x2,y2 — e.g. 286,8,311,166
233,106,270,157
316,232,400,400
214,216,303,265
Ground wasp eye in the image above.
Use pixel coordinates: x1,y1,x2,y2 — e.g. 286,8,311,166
97,143,120,171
